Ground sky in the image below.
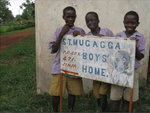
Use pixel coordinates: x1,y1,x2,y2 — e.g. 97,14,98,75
8,0,27,17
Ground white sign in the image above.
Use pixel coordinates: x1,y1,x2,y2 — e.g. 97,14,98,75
60,35,135,88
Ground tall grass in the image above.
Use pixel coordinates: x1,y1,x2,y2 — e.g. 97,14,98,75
0,34,150,112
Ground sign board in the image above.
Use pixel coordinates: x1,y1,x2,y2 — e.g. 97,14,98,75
60,35,135,88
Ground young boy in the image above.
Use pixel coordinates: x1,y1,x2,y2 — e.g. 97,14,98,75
85,11,114,112
49,6,85,112
110,11,145,112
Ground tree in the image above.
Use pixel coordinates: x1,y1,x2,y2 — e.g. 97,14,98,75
20,0,35,20
0,0,14,23
15,15,22,21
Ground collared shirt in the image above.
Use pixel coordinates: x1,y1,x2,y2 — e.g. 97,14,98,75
87,28,114,37
116,31,145,69
49,26,85,75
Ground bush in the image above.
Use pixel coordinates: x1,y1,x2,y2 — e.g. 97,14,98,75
0,20,35,33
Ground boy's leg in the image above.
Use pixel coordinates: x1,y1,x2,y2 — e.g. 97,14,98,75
99,94,107,112
93,80,101,108
52,96,60,112
99,82,110,112
68,94,76,111
122,99,129,112
110,100,121,112
93,81,109,111
67,77,83,111
97,98,100,106
123,69,139,111
110,85,124,112
49,75,67,112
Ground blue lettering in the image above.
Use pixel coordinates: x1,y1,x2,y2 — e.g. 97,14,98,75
102,55,108,62
101,68,106,76
82,52,87,60
82,65,87,73
73,39,78,46
79,40,84,46
62,38,66,45
100,41,105,48
85,40,90,47
108,41,113,49
93,41,98,47
89,66,93,74
115,42,120,50
89,53,93,60
95,54,100,61
68,39,72,45
95,68,100,75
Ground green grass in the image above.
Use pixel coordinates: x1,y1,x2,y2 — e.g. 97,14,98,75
0,26,10,33
0,26,35,36
0,34,150,112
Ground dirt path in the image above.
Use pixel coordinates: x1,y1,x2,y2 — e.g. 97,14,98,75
0,29,35,52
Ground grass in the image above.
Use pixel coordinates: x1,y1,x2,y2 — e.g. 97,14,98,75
0,33,150,112
0,26,10,33
0,26,35,36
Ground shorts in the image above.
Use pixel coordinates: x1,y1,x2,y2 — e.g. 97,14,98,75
93,80,110,99
110,69,139,102
49,74,83,96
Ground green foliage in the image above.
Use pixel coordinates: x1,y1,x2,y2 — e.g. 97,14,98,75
0,20,35,33
0,0,14,23
0,25,10,33
0,0,35,34
0,27,34,36
20,0,35,20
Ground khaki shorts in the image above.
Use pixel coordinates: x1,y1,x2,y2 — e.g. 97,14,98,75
93,80,110,99
110,69,139,102
49,74,83,96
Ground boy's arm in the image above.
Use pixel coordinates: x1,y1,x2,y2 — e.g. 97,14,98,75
135,36,145,61
130,37,144,60
51,24,69,53
136,47,144,60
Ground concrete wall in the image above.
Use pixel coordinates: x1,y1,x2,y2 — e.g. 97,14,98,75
35,0,150,94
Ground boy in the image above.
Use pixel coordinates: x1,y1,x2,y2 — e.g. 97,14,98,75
110,11,145,112
49,6,85,112
85,11,114,112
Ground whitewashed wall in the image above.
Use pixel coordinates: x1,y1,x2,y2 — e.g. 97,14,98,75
35,0,150,94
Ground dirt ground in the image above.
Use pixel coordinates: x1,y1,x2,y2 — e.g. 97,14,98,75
0,29,35,52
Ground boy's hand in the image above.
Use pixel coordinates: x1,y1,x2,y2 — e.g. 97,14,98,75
72,30,85,37
97,34,104,37
72,30,81,37
60,24,70,36
130,37,138,47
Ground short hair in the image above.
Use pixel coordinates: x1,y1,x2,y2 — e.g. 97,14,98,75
63,6,76,16
86,11,99,20
124,11,139,22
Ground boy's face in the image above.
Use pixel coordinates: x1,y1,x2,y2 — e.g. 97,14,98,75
63,10,76,27
123,15,139,34
85,14,99,30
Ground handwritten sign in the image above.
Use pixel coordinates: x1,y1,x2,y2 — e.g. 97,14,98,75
60,35,136,88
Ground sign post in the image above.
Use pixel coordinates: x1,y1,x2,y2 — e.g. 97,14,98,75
60,73,63,112
129,88,133,112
